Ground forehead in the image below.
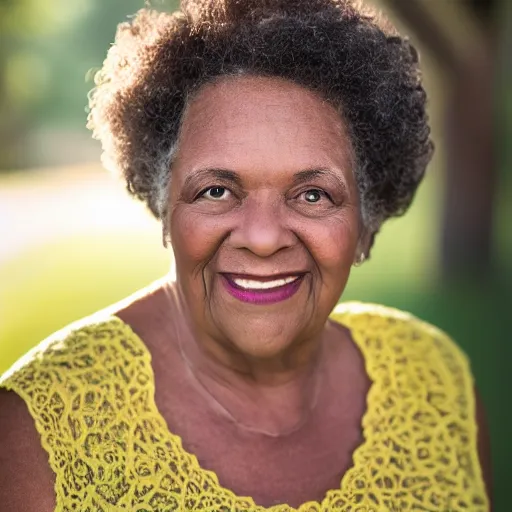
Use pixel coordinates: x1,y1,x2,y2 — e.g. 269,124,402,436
175,76,354,179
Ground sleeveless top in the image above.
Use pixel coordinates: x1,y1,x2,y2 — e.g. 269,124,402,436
0,302,489,512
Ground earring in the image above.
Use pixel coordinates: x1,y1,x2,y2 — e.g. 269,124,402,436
353,252,366,267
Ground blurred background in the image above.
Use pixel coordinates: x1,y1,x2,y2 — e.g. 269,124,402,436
0,0,510,508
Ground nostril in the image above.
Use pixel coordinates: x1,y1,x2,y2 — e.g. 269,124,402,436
229,211,294,257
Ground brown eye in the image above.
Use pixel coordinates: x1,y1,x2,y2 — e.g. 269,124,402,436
202,186,231,201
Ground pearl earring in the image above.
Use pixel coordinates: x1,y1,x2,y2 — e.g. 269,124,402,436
353,252,366,267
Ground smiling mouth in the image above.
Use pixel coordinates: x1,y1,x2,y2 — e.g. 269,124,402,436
221,273,305,305
229,275,302,290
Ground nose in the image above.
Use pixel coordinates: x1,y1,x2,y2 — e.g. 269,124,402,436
229,194,295,257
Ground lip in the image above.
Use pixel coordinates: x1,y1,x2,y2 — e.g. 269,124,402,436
221,273,305,305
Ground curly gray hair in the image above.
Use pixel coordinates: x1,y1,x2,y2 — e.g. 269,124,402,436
88,0,433,239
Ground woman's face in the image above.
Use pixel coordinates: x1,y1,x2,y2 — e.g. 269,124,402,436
168,76,362,361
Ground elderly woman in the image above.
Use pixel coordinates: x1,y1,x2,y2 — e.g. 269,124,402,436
0,0,491,510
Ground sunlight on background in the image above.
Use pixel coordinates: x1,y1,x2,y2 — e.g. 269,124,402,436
0,165,159,261
0,0,510,507
0,165,169,368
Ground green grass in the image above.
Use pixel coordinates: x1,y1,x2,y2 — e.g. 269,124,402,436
0,230,170,369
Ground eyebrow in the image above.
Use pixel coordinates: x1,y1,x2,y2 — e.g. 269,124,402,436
183,168,243,189
293,168,349,193
183,166,348,191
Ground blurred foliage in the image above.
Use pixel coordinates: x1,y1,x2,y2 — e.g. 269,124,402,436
0,0,90,36
0,0,177,126
0,0,179,169
0,0,510,507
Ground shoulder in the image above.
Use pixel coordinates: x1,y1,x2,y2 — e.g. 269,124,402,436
0,312,146,455
0,312,142,394
331,300,470,367
331,300,432,328
0,281,169,391
330,301,474,410
332,300,449,334
331,301,493,507
0,312,148,511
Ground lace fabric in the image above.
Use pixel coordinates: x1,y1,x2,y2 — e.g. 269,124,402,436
0,302,489,512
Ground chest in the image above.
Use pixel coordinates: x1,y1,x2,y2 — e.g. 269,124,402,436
153,353,369,508
100,309,487,511
177,418,364,508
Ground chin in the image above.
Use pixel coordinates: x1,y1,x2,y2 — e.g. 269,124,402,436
218,314,309,360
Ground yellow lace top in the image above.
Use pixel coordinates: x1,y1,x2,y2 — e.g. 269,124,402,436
0,302,488,512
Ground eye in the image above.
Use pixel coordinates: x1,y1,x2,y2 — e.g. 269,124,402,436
301,189,330,203
201,186,231,201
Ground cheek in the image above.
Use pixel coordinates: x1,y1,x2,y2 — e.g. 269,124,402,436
307,215,359,275
169,206,228,270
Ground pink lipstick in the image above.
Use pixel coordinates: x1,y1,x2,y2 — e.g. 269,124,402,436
221,274,304,305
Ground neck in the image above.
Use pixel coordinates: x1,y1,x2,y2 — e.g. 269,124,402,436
163,280,328,436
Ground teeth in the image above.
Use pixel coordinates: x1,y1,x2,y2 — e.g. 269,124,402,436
232,276,300,290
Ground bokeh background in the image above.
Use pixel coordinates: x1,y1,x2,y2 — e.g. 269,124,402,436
0,0,510,508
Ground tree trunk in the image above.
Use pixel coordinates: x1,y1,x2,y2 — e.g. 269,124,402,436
442,55,496,280
384,0,497,281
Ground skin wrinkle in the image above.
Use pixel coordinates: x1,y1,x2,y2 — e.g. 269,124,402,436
182,89,356,224
166,78,366,255
0,2,493,509
88,1,432,245
171,77,356,204
202,231,231,329
164,75,362,438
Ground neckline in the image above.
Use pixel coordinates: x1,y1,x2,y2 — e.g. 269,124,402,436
110,307,375,511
